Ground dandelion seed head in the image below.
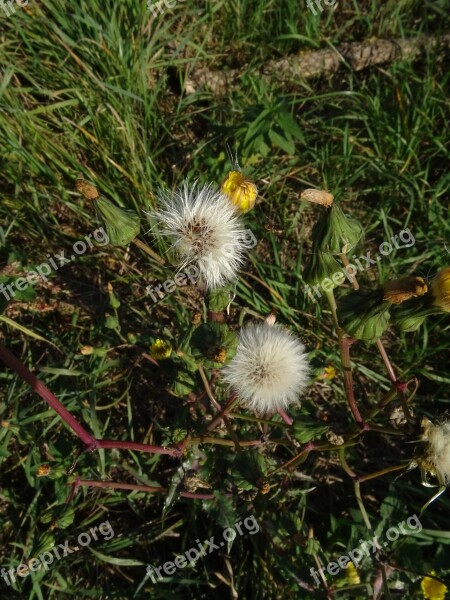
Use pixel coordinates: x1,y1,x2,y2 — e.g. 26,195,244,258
421,419,450,485
150,182,249,288
222,323,310,414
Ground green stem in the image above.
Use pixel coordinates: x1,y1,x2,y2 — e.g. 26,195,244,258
357,463,409,483
132,237,165,264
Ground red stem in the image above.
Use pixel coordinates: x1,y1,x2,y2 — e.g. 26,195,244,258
277,408,293,426
73,478,218,499
0,343,181,457
341,337,364,425
0,343,96,448
96,439,183,457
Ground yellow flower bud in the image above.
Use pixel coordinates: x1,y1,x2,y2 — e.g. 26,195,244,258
431,267,450,311
221,171,258,213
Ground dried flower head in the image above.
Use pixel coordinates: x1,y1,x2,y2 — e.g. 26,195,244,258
300,188,334,207
37,465,51,477
383,276,428,304
417,418,450,485
75,178,100,200
222,322,310,415
151,181,249,288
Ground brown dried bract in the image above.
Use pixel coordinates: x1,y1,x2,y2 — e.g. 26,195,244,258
75,178,99,200
300,188,334,207
383,276,428,304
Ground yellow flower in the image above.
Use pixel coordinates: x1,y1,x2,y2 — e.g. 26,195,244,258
150,339,172,360
336,561,360,588
322,366,336,380
431,267,450,312
421,571,447,600
221,171,258,213
345,561,361,585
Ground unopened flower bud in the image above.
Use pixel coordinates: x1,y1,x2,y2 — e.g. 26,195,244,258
303,251,342,290
313,203,363,255
337,289,391,342
94,197,140,246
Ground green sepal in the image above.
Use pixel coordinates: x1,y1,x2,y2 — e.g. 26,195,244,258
337,289,391,343
313,203,363,255
94,197,140,246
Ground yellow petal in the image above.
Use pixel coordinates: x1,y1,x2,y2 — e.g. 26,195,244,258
221,171,258,213
421,571,448,600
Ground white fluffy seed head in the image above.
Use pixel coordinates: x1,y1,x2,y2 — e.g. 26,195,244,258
222,322,310,414
150,181,249,288
421,419,450,485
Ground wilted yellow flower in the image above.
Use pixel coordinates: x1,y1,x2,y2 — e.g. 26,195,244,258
211,347,228,363
191,312,202,326
221,171,258,213
37,465,51,477
421,570,447,600
80,345,94,355
256,478,270,494
150,339,172,360
383,276,428,304
431,267,450,312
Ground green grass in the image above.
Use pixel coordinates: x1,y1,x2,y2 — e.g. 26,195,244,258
1,0,450,598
